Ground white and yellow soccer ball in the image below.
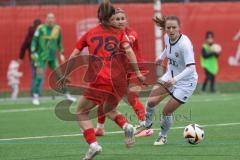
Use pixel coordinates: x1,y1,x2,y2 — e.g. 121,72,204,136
183,124,205,145
210,43,222,54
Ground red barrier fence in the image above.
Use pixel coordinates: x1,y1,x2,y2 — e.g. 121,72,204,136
0,2,240,92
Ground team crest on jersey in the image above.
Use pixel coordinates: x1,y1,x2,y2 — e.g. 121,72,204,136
175,52,179,57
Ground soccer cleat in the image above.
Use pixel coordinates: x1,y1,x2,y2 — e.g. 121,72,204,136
66,93,77,102
94,128,105,136
124,124,135,148
82,144,102,160
153,135,167,145
135,129,154,138
134,122,152,136
32,94,40,105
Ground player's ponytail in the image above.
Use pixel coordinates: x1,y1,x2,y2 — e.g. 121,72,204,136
153,15,181,30
97,0,115,28
153,16,166,29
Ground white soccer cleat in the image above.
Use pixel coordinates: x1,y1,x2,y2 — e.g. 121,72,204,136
153,135,167,146
124,124,135,148
66,93,76,102
82,144,102,160
32,94,40,105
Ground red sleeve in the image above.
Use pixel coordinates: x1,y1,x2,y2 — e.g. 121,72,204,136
119,31,131,49
128,29,143,62
76,32,88,51
127,30,138,45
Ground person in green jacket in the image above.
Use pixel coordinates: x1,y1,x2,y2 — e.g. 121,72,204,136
31,13,75,105
201,31,219,93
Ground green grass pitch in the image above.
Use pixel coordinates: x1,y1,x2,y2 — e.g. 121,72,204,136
0,93,240,160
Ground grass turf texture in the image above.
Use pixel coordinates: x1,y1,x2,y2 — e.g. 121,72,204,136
0,93,240,160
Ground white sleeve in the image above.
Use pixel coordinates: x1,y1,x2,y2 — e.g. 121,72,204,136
157,48,167,61
182,40,195,66
174,65,196,81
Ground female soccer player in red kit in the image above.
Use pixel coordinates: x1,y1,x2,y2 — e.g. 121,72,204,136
67,1,145,160
95,8,154,138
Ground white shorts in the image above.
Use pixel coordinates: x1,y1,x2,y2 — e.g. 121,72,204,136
158,72,197,103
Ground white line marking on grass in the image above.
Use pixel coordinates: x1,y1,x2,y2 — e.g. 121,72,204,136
0,107,52,113
0,122,239,142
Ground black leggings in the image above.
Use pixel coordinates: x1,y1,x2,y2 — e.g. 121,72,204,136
202,69,216,92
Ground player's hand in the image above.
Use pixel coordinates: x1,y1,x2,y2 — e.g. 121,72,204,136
60,54,66,63
136,72,146,84
155,58,163,66
19,72,23,77
17,59,23,65
233,35,239,41
164,78,176,88
31,53,38,61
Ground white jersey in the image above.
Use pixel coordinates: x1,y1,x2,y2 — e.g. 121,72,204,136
162,34,198,84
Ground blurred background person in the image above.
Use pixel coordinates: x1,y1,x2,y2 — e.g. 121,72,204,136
201,31,221,93
18,19,42,96
7,60,23,100
231,29,240,65
31,13,75,105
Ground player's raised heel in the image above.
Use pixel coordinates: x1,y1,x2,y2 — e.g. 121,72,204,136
124,124,135,148
153,135,167,145
82,144,102,160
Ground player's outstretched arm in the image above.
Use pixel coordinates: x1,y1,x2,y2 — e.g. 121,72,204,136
156,48,167,65
64,48,81,77
123,44,145,83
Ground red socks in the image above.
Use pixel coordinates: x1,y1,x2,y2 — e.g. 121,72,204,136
127,92,145,121
98,115,106,124
114,114,128,128
132,99,145,121
83,128,96,145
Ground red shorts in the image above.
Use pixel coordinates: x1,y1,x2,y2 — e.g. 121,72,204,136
83,80,127,106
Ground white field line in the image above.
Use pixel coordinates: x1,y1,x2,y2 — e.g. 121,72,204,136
0,122,240,142
0,96,237,113
0,107,52,113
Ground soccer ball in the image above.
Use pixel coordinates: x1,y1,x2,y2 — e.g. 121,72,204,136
183,124,204,145
210,43,222,54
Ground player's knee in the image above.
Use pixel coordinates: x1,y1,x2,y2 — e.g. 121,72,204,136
76,106,89,115
147,98,158,107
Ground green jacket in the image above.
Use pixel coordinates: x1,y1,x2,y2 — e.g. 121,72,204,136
201,43,218,75
31,24,64,61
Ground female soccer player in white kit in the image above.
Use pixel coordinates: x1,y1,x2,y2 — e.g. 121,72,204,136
135,15,198,145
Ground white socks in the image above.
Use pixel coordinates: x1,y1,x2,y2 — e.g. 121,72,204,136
90,142,99,148
160,115,173,137
97,123,104,129
145,104,155,127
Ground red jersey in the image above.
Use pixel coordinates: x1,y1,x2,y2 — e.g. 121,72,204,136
125,27,143,62
76,24,129,84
